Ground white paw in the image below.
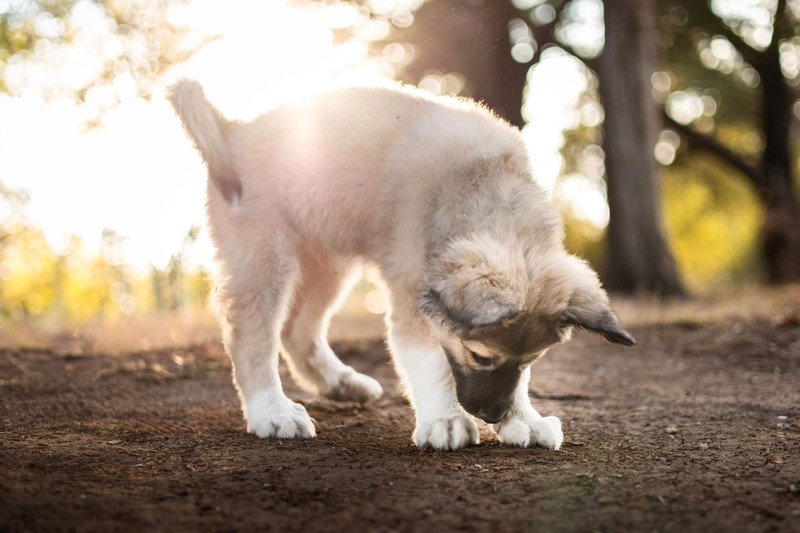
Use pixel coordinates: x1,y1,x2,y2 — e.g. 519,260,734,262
245,390,316,439
325,369,384,403
414,414,480,450
495,415,563,450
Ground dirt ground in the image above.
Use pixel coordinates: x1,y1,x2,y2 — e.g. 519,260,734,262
2,304,799,532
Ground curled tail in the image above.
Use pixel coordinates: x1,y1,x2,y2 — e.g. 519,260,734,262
169,79,242,204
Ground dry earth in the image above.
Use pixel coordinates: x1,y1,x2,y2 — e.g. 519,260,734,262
2,309,799,532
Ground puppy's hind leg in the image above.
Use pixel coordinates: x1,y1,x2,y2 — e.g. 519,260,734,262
281,250,383,403
217,235,315,440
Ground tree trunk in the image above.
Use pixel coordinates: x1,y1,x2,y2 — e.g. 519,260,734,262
598,0,685,296
757,0,800,283
395,0,530,128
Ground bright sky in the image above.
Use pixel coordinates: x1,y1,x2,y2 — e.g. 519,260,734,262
0,0,602,270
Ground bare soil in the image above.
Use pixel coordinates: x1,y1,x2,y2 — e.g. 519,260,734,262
2,313,799,532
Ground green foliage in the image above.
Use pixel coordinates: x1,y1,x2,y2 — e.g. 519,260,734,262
659,0,762,126
663,153,761,290
0,0,196,113
561,211,606,269
557,150,763,291
0,226,212,324
0,188,211,325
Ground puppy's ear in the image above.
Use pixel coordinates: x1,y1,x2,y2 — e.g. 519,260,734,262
562,289,636,346
421,236,525,329
421,281,521,330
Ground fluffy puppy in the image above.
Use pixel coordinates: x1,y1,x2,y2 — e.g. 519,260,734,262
169,80,634,450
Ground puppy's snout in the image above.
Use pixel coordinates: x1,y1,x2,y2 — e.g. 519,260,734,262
475,409,505,425
447,352,522,426
459,393,513,425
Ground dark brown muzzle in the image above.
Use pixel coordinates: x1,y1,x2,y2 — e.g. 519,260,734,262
445,350,521,424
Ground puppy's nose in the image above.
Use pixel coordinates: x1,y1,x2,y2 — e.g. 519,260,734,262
476,410,503,424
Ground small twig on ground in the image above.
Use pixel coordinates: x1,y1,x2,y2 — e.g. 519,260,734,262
735,499,785,520
529,391,593,401
5,351,30,375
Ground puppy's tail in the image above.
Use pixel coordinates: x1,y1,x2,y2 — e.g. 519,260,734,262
169,79,242,205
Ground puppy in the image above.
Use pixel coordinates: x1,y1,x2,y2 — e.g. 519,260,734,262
169,80,634,451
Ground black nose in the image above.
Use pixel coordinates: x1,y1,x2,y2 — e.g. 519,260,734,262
473,407,506,424
478,412,503,424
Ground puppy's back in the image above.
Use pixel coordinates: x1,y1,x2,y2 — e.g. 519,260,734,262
220,83,529,256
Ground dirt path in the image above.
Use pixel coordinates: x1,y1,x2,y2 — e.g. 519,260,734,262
2,316,799,532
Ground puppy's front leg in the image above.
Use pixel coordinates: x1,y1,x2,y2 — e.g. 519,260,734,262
493,366,563,450
389,328,479,450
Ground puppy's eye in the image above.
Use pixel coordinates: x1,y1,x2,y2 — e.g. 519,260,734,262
469,350,494,367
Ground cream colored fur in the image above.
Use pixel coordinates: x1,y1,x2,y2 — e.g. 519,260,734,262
169,79,633,450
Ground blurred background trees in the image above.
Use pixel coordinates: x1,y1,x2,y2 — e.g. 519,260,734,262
321,0,688,295
0,0,208,331
661,0,800,284
0,0,197,122
347,0,798,294
0,181,207,326
1,0,799,334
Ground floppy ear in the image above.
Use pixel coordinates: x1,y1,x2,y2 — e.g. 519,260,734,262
420,235,525,329
420,281,521,330
562,290,636,346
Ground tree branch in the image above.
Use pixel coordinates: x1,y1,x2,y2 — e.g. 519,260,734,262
687,0,764,70
516,0,600,72
663,111,764,188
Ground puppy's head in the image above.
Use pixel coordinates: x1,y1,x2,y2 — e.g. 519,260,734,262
419,235,634,424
